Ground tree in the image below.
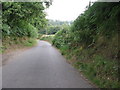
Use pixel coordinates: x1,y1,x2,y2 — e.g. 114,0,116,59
2,2,48,39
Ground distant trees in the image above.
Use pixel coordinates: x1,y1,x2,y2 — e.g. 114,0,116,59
48,19,72,26
43,20,72,35
47,26,61,35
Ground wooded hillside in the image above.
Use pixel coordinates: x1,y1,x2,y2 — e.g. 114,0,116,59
1,2,50,52
53,2,120,88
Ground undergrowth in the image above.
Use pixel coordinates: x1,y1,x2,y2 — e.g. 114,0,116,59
53,35,119,88
40,35,54,44
2,37,37,53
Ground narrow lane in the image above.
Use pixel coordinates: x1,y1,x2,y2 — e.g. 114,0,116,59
2,41,93,88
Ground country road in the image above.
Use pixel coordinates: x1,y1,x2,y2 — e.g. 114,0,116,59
2,41,94,88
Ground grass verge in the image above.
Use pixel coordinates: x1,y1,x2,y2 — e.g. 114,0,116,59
58,46,119,88
52,34,119,88
1,37,37,53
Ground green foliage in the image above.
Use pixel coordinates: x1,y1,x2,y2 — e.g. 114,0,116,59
41,19,72,35
52,2,119,88
70,2,120,46
2,24,10,37
8,21,38,38
53,2,120,49
23,38,37,47
47,26,61,35
48,19,72,26
2,37,37,53
37,34,43,39
53,26,70,48
40,35,54,43
0,46,6,53
0,7,2,39
1,2,49,51
2,2,47,39
74,55,119,88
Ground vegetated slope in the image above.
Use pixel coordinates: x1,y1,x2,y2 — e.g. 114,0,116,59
1,2,50,52
52,2,120,88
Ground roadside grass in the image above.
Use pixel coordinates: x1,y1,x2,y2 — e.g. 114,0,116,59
59,45,69,55
0,46,6,54
23,38,37,47
60,47,120,88
2,37,37,53
53,36,120,88
74,54,119,88
0,46,2,54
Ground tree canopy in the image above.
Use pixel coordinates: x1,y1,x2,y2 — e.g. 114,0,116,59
2,2,49,39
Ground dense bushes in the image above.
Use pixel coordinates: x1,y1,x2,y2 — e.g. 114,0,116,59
1,2,50,52
70,2,120,47
40,20,72,35
40,35,54,44
53,2,120,54
2,2,47,39
53,26,70,48
53,2,120,88
47,26,61,35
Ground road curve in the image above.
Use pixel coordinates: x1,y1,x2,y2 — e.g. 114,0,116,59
2,41,93,88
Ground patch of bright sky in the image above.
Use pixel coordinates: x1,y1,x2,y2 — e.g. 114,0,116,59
45,0,97,21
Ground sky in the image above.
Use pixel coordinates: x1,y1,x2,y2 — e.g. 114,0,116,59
45,0,97,21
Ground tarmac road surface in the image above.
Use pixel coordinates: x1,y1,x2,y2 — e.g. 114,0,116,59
2,41,94,88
